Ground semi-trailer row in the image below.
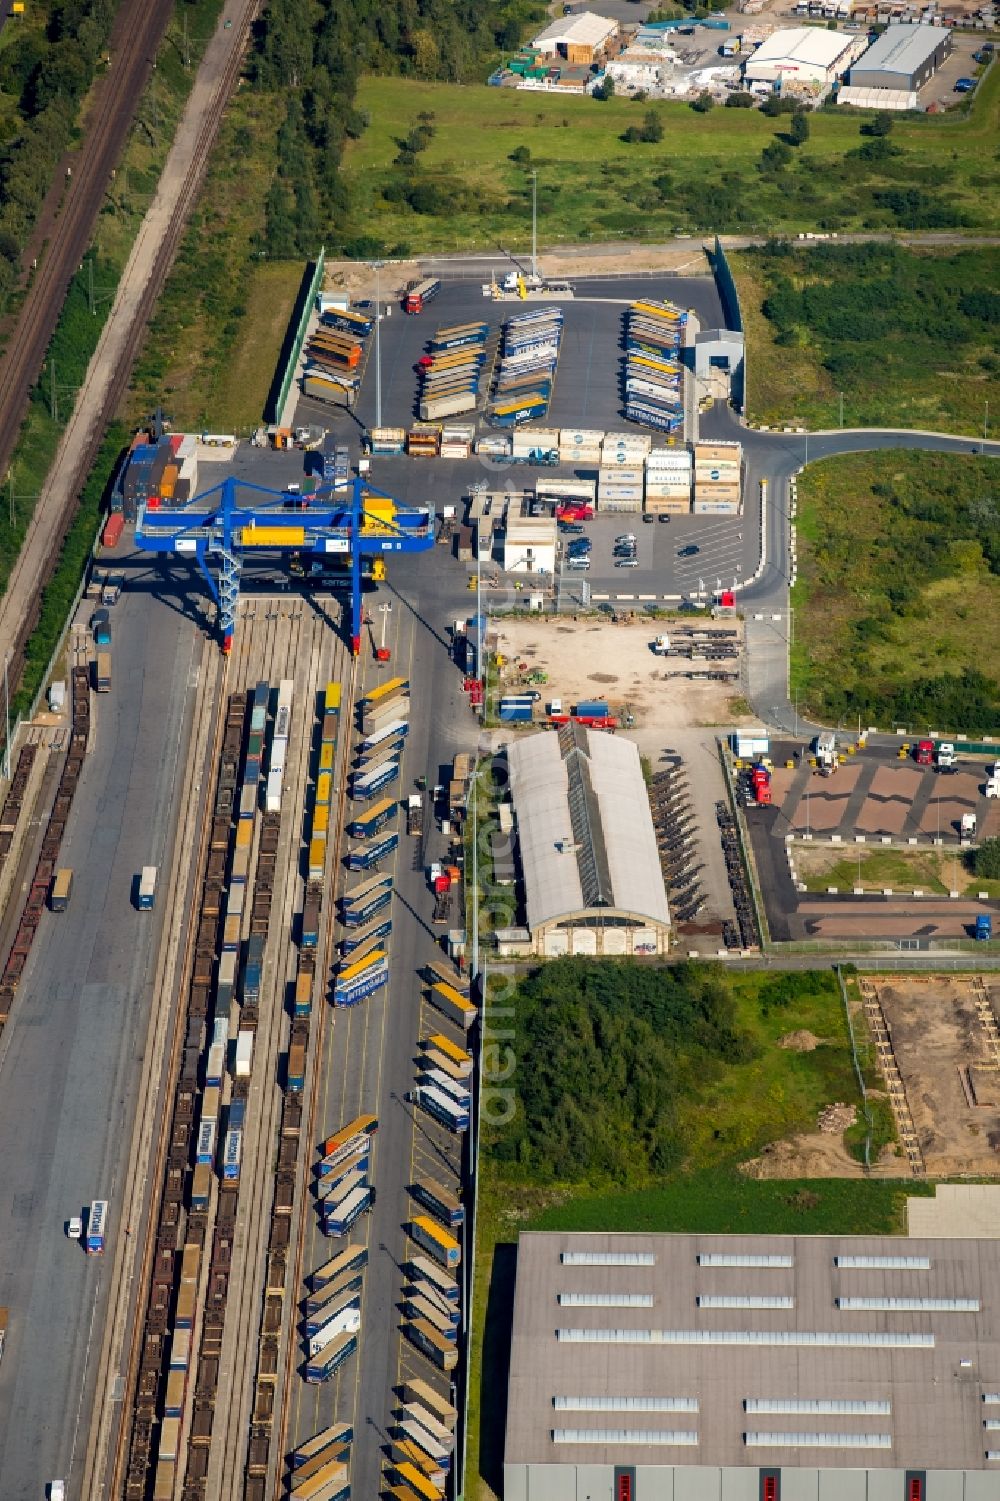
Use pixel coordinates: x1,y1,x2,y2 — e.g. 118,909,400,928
623,300,686,434
488,307,563,427
416,321,493,422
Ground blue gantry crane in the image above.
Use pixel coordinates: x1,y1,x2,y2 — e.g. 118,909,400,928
135,464,433,655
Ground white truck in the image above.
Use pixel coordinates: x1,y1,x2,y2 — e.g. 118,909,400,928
814,731,837,772
937,742,957,769
986,763,1000,798
652,635,670,655
962,812,978,838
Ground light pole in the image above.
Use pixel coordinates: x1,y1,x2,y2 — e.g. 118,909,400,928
372,260,385,429
838,391,844,428
985,400,990,444
531,170,538,282
378,600,392,654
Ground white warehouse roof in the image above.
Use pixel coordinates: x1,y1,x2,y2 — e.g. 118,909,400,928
531,11,618,50
744,25,855,77
507,724,668,933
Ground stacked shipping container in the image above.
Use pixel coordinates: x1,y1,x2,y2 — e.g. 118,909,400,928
693,439,742,514
623,298,686,433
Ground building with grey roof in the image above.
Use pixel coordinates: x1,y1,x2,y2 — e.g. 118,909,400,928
505,1231,1000,1500
849,23,951,91
505,725,669,958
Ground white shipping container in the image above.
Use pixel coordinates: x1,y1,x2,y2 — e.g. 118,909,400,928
536,478,596,502
265,769,282,814
694,498,740,514
513,427,559,450
694,440,742,462
598,467,644,487
558,447,603,467
308,1305,362,1358
646,477,691,493
645,495,690,514
604,431,651,451
235,1030,254,1079
600,495,643,512
559,429,604,448
440,443,471,459
599,487,644,503
269,738,286,778
646,449,692,470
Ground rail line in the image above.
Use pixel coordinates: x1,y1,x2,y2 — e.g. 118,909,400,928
0,0,258,717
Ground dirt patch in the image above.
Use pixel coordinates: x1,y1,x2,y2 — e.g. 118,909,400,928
778,1030,821,1052
817,1101,856,1133
742,1130,901,1180
872,976,1000,1177
492,617,748,756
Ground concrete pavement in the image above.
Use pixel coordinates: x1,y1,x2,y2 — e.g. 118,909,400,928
0,578,198,1500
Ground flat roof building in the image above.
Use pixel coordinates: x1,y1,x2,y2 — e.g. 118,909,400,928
849,23,951,91
531,12,619,63
505,1230,1000,1500
506,725,669,957
743,25,860,86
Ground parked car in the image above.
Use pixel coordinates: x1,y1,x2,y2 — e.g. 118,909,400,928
642,513,655,524
558,521,585,534
658,514,671,524
615,534,636,545
615,558,640,568
954,76,976,92
66,1216,83,1240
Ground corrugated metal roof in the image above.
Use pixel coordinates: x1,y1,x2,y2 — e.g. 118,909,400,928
507,728,669,931
851,21,949,76
532,11,619,48
506,1231,1000,1470
747,24,854,68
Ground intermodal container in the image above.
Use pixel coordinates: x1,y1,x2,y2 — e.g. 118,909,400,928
288,1041,307,1093
295,970,313,1018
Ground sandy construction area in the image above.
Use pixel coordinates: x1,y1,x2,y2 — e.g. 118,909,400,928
492,615,747,757
874,977,1000,1177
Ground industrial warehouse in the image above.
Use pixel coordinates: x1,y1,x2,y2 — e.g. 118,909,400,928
848,22,953,92
502,724,671,957
504,1232,1000,1501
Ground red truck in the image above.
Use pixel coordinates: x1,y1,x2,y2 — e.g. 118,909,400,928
752,765,772,806
916,740,935,766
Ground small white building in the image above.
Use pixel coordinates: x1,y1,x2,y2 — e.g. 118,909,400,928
743,25,860,86
502,516,556,577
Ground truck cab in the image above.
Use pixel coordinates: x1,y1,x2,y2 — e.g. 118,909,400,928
91,608,111,646
813,732,836,772
976,914,993,942
915,740,935,766
936,742,956,769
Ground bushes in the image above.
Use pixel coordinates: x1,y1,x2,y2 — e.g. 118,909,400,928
487,960,756,1186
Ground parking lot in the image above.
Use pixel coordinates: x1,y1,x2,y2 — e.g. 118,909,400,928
293,276,723,444
743,741,1000,944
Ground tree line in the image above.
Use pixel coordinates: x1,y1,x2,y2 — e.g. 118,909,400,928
0,2,125,312
248,0,545,258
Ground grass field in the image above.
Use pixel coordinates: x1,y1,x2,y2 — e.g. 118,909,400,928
731,242,1000,433
124,89,299,433
464,963,915,1501
790,450,1000,731
341,67,1000,252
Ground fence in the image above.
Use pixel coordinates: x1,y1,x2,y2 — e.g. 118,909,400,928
710,235,745,411
267,246,326,424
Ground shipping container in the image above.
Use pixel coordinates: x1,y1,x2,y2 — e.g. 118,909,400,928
404,278,442,314
293,1423,355,1468
409,1215,460,1269
413,1085,469,1133
423,1034,473,1077
350,760,399,801
428,982,476,1031
95,652,112,693
341,911,393,955
404,1296,459,1341
403,1321,458,1374
411,1178,464,1229
405,1260,459,1308
86,1199,108,1255
288,1041,307,1093
334,949,389,1007
50,868,74,912
322,1184,373,1236
305,1283,363,1337
310,1248,368,1301
403,1378,458,1429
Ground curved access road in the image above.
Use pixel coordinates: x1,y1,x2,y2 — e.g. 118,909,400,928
697,402,1000,735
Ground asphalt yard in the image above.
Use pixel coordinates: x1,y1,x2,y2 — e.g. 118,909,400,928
294,275,724,446
744,744,1000,945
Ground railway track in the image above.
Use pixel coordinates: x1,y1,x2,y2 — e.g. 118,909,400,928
0,0,259,719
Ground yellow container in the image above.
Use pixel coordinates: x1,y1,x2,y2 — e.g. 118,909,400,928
241,524,305,547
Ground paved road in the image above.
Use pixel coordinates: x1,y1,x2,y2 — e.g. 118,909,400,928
699,404,1000,734
284,543,475,1492
0,579,197,1500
